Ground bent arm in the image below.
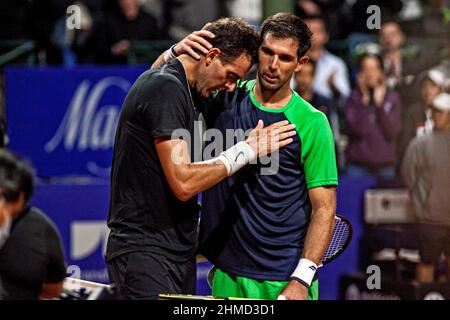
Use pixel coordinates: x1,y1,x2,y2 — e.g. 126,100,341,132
154,120,296,201
155,120,296,201
151,25,215,69
155,138,228,201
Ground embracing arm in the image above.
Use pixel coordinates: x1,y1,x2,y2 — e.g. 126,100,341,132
155,120,296,201
152,24,215,69
155,138,228,201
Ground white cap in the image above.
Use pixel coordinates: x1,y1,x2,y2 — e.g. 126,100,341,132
427,69,447,87
432,93,450,112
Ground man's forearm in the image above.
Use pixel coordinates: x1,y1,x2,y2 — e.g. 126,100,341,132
170,161,228,201
156,138,258,201
301,205,335,265
278,188,336,300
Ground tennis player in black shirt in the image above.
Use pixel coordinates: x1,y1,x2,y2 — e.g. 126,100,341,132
106,18,298,299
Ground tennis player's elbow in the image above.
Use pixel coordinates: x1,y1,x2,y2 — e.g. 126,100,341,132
171,179,197,202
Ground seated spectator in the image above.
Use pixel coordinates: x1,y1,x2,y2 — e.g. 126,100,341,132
303,15,351,106
344,53,402,178
85,0,160,64
401,92,450,283
397,67,447,169
0,150,66,300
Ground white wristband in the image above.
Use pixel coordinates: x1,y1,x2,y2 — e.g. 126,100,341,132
290,258,318,288
219,141,256,176
163,44,178,63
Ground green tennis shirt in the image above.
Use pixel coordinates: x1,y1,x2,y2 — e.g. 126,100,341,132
200,79,338,281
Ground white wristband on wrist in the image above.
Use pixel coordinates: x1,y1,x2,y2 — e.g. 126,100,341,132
219,141,256,176
290,258,318,288
163,44,178,63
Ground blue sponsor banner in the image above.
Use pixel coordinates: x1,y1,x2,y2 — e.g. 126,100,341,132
5,66,147,178
31,182,213,295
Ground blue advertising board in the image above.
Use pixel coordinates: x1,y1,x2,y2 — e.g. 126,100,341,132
31,182,213,295
5,66,147,178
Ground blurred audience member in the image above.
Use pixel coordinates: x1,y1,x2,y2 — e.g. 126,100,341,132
344,53,402,178
295,0,348,40
421,0,450,38
402,92,450,283
294,60,339,134
84,0,160,64
397,67,447,168
379,19,442,107
0,0,70,64
141,0,165,36
164,0,223,40
296,0,323,17
226,0,261,28
0,198,10,299
304,15,351,105
0,150,66,300
379,20,407,90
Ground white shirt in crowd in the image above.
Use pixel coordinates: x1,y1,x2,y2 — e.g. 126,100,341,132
313,49,351,101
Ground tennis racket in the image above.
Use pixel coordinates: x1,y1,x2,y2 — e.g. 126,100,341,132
319,215,352,267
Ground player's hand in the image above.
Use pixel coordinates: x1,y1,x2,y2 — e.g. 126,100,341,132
245,120,296,158
173,23,215,60
277,280,308,300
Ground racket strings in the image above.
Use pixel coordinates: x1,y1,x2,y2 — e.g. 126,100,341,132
323,219,350,262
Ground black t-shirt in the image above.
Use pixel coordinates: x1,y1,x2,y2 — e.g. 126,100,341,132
0,206,66,300
106,59,201,262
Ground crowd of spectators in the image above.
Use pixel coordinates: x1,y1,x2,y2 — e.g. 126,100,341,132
291,0,450,180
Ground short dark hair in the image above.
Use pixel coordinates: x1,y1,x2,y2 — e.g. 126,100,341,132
358,53,384,71
206,17,259,64
260,13,312,58
0,150,34,203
